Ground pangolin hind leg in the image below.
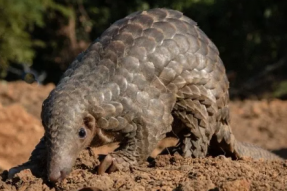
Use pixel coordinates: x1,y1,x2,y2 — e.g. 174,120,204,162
172,97,217,158
206,96,282,160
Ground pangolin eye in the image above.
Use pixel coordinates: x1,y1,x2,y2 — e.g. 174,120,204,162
78,127,86,138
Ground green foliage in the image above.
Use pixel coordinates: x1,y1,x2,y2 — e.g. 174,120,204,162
0,0,70,77
274,81,287,98
1,0,287,98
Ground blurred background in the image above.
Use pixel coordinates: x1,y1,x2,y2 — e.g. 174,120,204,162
1,1,287,179
0,0,287,99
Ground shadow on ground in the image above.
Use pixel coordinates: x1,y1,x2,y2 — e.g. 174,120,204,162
273,148,287,159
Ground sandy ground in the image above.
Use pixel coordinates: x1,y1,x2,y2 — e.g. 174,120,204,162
0,81,286,191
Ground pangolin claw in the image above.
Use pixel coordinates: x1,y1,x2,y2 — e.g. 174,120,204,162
98,153,131,175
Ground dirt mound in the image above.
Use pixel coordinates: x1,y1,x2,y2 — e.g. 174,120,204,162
1,153,287,191
0,81,286,190
230,100,287,158
0,103,43,170
0,81,53,170
0,81,54,118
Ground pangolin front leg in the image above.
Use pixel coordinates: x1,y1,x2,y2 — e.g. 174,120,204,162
99,92,176,174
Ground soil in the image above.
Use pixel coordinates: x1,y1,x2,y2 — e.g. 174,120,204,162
0,81,287,191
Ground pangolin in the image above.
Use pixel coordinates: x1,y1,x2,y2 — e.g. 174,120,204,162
8,8,282,182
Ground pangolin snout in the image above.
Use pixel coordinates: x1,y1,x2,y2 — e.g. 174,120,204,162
48,154,74,182
48,167,72,182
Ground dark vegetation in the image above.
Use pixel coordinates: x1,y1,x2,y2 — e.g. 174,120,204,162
1,0,287,99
